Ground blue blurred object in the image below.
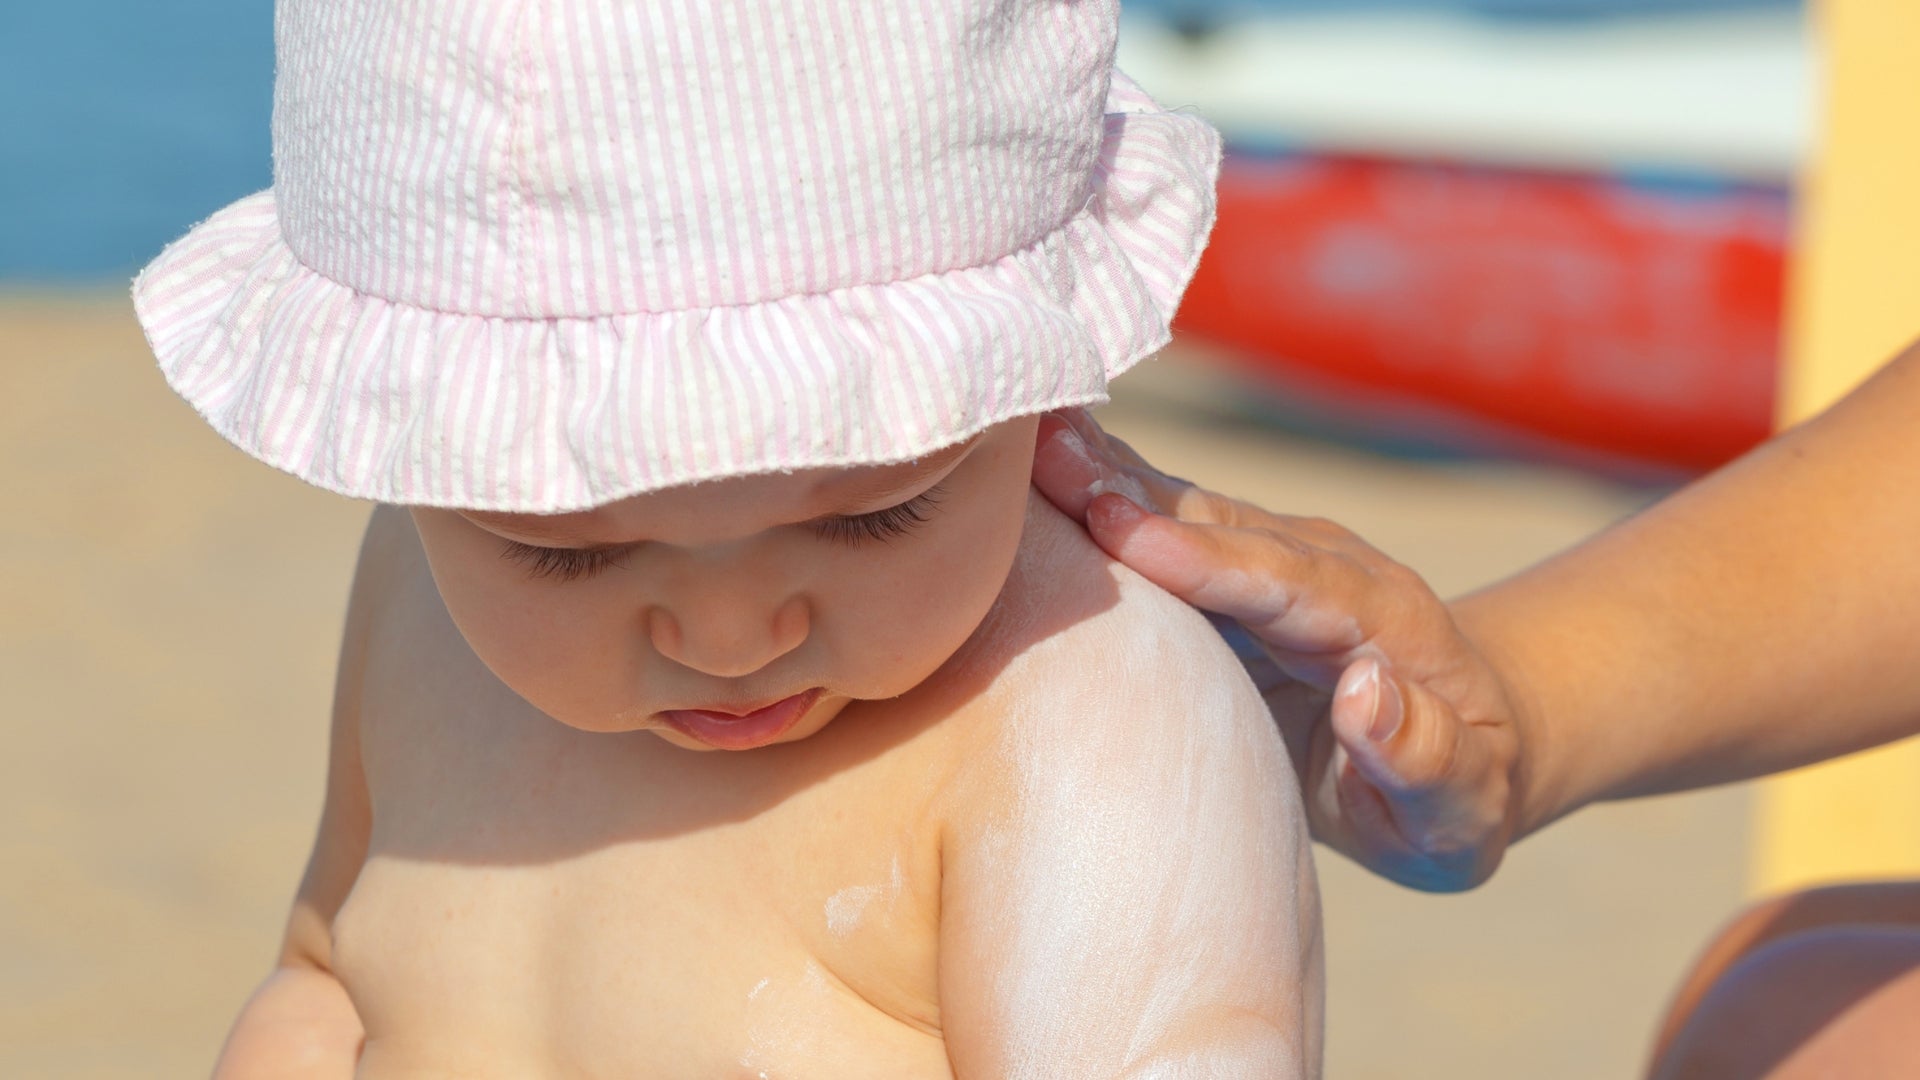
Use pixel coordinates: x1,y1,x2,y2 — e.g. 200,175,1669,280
0,0,272,282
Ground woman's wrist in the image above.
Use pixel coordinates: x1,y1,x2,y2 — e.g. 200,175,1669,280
1450,588,1592,844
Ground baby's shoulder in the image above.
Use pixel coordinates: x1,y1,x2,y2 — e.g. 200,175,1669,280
929,500,1315,985
938,495,1277,793
970,495,1259,721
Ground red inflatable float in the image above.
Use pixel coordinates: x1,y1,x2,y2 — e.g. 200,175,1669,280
1175,153,1790,472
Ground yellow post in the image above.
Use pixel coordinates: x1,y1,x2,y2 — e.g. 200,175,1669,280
1752,0,1920,895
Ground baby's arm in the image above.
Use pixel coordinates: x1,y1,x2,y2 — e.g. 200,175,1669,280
938,571,1323,1079
211,966,361,1079
211,511,398,1077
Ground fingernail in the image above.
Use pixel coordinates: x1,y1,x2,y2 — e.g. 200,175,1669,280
1050,424,1091,465
1368,667,1404,743
1048,427,1110,497
1088,470,1153,506
1091,492,1145,528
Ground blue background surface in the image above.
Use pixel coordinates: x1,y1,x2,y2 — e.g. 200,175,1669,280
1,1,274,281
0,0,1799,282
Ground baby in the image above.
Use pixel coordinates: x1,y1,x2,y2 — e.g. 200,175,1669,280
136,1,1323,1076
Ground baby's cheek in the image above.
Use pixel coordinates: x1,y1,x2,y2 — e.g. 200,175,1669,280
457,590,639,730
863,527,1020,683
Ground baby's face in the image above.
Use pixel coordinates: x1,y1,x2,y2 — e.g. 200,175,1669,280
409,416,1039,750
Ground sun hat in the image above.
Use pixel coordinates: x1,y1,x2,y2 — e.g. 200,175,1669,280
133,0,1222,514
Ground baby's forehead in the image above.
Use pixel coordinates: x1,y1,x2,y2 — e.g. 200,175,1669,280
467,436,980,547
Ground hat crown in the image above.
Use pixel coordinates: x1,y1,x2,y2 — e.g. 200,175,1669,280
272,0,1116,318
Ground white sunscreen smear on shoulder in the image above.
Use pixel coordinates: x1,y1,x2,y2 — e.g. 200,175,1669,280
823,855,904,938
824,886,879,936
740,962,833,1075
972,566,1323,1077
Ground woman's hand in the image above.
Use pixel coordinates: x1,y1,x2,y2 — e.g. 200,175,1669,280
1032,408,1528,891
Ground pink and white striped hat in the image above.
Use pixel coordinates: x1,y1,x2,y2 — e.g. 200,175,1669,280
133,0,1221,513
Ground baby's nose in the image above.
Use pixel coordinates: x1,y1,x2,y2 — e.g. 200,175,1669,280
645,592,810,679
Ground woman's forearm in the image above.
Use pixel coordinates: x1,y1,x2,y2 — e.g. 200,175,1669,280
211,965,364,1079
1456,344,1920,837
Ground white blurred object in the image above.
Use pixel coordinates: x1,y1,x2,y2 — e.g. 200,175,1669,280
1117,10,1813,179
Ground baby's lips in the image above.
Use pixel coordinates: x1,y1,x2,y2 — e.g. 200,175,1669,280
657,688,824,751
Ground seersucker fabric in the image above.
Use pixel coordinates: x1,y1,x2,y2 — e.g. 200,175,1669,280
132,0,1223,513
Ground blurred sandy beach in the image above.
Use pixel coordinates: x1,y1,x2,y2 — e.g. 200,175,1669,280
2,293,1749,1079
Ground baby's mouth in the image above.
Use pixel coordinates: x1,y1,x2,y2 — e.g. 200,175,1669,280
657,688,824,750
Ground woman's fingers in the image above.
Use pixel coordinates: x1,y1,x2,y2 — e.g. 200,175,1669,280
1033,410,1204,523
1039,409,1375,541
1031,412,1110,519
1083,492,1383,675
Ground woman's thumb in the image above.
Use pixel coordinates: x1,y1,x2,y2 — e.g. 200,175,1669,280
1333,658,1455,794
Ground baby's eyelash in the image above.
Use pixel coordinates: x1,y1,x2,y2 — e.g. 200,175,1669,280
500,541,629,582
501,485,947,577
814,486,946,546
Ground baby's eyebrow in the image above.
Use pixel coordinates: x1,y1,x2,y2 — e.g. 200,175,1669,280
827,438,978,509
463,512,597,547
462,435,979,545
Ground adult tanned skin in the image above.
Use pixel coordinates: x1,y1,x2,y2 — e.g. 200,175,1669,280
1031,340,1920,1080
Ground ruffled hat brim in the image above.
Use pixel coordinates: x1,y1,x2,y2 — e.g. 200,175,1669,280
132,73,1221,513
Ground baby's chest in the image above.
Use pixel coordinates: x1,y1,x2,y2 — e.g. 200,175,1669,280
335,700,954,1078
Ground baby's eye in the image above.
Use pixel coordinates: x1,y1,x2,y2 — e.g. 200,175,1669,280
814,485,946,546
500,541,629,582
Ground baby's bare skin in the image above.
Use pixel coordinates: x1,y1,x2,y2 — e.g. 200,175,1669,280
245,493,1319,1078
